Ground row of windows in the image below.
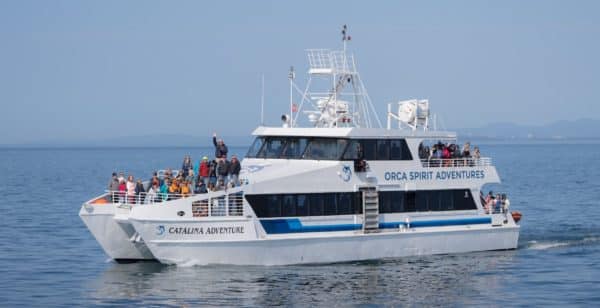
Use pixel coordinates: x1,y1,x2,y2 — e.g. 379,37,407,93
246,137,413,161
379,189,476,213
245,189,477,218
245,192,363,218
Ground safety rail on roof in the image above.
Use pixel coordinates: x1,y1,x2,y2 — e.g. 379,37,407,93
101,189,245,217
420,157,492,168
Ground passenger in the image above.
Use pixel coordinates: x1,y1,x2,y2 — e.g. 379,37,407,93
502,194,510,213
462,142,471,157
135,179,145,204
474,146,481,158
213,133,229,159
180,180,191,197
145,182,159,204
118,179,127,203
160,179,170,201
229,155,241,187
126,175,136,203
217,158,229,184
209,159,218,186
442,144,451,167
169,179,181,199
186,168,196,188
108,172,119,202
216,179,226,191
484,191,493,213
145,171,158,191
194,179,208,194
495,193,503,213
207,182,216,192
199,156,210,183
118,172,125,184
181,155,193,178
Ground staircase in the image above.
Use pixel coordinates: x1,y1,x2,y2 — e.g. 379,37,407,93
361,187,379,233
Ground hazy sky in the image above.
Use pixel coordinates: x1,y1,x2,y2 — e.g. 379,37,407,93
1,1,599,144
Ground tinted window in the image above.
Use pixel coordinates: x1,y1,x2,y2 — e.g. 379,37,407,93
266,195,281,217
281,138,308,159
304,138,348,160
309,194,325,216
377,140,390,160
297,194,309,216
282,195,296,216
323,193,337,215
390,139,412,160
246,137,265,158
258,137,287,158
361,140,377,160
337,193,353,215
342,140,363,160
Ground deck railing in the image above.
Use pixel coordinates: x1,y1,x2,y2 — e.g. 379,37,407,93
103,190,245,217
420,157,492,168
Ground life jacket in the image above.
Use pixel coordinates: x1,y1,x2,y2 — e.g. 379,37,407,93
181,185,190,196
169,183,180,194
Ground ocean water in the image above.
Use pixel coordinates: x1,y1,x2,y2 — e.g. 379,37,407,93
1,143,599,306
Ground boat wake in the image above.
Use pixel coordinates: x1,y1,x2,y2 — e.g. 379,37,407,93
524,236,600,250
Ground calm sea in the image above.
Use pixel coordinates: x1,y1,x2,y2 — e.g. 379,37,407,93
1,143,599,306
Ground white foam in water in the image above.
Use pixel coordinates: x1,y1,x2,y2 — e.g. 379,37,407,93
527,241,570,250
527,237,600,250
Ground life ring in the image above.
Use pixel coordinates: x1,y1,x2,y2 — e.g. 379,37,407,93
511,211,522,223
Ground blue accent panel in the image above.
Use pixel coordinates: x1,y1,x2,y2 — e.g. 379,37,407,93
260,217,492,234
260,219,361,234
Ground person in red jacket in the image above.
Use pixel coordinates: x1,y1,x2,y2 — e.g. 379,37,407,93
198,156,210,183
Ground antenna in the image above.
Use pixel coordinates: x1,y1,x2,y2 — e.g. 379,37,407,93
288,66,295,128
260,74,265,125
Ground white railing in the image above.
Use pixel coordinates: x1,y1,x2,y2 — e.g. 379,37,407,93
191,193,244,217
103,190,245,217
420,157,492,168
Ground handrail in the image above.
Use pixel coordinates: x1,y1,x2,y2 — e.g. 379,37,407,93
103,187,245,217
420,157,492,168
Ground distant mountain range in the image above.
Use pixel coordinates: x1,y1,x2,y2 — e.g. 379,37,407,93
1,119,598,148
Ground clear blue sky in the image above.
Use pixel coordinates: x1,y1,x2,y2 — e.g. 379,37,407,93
1,0,599,144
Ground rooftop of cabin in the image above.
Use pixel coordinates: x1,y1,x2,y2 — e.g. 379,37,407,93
252,126,457,139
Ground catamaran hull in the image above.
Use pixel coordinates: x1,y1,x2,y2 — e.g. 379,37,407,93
131,220,519,266
79,204,155,261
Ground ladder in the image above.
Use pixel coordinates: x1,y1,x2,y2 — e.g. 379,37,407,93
361,187,379,233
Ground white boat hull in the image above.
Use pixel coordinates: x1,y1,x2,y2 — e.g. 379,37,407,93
130,218,519,266
79,204,155,261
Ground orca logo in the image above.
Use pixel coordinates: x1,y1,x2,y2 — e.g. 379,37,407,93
156,225,165,236
341,165,352,182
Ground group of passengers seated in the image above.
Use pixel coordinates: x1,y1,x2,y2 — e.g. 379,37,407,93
418,141,481,167
482,191,509,214
106,133,242,204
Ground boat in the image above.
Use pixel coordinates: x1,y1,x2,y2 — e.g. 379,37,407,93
79,26,520,265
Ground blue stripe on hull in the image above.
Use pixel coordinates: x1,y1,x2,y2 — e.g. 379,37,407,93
260,217,492,234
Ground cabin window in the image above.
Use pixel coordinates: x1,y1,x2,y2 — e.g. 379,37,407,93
304,138,348,160
281,138,309,159
391,139,412,160
377,140,390,160
258,137,287,158
246,137,265,158
342,140,363,160
246,192,363,218
361,139,377,160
